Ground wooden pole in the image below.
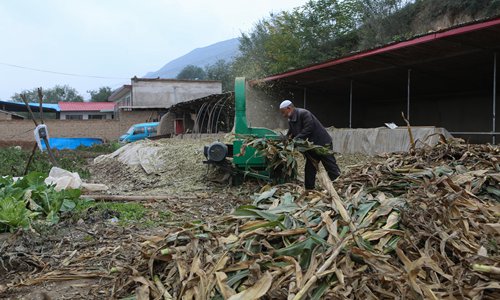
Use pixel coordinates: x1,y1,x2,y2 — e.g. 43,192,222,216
24,143,38,175
21,93,58,167
20,94,38,127
82,194,196,202
37,88,44,124
38,88,58,166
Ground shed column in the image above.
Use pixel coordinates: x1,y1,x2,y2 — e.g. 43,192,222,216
303,87,307,109
349,80,353,128
493,52,497,145
407,69,411,121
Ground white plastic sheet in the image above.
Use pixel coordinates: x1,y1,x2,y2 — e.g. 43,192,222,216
45,167,82,191
44,167,108,192
328,127,452,155
94,141,166,174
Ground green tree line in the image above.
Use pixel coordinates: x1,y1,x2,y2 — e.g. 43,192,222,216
179,0,500,87
11,85,113,103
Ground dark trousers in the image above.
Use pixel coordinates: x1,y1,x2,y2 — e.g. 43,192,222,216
304,144,340,190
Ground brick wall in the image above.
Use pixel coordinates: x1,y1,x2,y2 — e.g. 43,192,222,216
0,109,166,143
0,112,12,120
119,110,162,123
0,119,136,142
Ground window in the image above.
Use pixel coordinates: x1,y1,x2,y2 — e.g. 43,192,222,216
126,126,134,135
124,95,131,106
66,115,83,120
148,126,157,134
133,127,145,135
89,115,104,120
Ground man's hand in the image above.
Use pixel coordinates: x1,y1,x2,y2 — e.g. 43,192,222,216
279,134,290,144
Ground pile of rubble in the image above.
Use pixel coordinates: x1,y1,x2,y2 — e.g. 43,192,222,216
111,138,499,299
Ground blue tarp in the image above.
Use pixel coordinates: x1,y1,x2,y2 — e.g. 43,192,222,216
41,138,103,150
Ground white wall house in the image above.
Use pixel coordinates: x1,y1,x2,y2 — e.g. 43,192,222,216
109,78,222,109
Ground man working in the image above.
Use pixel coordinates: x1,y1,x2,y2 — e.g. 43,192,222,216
279,100,340,190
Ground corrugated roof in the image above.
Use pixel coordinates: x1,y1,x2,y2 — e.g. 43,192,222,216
58,102,116,112
0,100,60,112
109,85,132,101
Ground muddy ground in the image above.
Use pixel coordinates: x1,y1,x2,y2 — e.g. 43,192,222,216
0,138,375,299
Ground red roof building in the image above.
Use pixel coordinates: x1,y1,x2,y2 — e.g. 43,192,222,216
58,102,116,120
58,102,116,112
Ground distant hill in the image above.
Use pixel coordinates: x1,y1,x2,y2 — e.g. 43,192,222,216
145,38,240,79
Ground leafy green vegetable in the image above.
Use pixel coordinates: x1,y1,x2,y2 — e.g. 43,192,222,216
0,172,81,231
0,196,34,232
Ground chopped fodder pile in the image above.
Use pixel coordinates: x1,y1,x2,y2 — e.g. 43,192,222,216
90,138,211,194
110,139,499,299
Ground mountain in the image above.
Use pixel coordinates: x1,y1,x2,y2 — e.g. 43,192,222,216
144,38,240,79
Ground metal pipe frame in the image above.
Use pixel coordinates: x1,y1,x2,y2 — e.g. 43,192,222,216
214,96,229,133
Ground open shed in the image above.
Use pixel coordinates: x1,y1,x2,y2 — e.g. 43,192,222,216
249,17,500,144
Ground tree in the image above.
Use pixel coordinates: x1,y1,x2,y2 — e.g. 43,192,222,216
204,59,235,92
176,65,207,80
88,86,113,102
233,0,500,81
356,0,411,48
233,0,364,78
11,85,84,103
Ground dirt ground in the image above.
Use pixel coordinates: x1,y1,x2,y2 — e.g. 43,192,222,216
0,137,375,300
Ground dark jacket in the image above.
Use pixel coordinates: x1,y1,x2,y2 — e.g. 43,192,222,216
287,108,332,146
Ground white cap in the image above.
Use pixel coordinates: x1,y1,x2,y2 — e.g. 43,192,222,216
279,100,293,109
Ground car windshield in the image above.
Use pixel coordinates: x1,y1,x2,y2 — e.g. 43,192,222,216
126,126,134,135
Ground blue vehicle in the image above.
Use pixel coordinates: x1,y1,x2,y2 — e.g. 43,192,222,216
119,122,159,143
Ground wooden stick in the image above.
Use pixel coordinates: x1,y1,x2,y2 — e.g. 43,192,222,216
24,142,38,175
21,92,58,167
82,194,195,201
42,136,58,167
37,88,44,124
292,237,348,300
20,94,38,126
35,88,58,166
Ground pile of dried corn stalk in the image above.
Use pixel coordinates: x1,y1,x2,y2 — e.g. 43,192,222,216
240,137,334,182
117,138,499,299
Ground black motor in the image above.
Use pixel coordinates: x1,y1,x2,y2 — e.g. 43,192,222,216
203,142,229,163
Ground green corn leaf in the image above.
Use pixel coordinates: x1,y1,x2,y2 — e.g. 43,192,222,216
311,279,330,300
274,236,318,257
226,270,250,287
353,201,378,224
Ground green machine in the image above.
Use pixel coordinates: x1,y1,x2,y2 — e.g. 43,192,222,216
203,77,280,182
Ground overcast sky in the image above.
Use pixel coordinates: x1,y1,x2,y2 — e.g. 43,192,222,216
0,0,308,101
